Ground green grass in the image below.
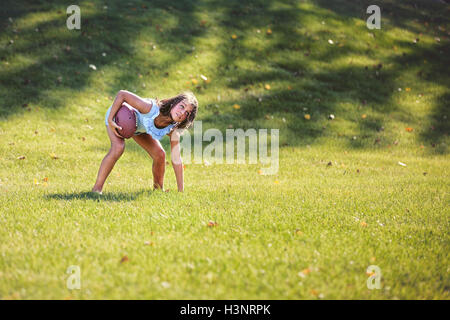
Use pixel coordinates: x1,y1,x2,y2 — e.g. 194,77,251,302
0,0,449,299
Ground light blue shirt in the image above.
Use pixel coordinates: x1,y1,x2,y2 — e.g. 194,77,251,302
105,98,175,140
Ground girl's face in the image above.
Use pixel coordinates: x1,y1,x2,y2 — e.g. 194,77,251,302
170,100,194,123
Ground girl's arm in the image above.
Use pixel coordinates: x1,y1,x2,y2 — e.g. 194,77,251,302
169,130,184,192
107,90,153,138
108,90,153,123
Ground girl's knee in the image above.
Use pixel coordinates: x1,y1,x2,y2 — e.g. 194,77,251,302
153,149,166,163
110,143,125,158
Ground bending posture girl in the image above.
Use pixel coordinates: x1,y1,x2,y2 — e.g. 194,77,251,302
92,90,198,194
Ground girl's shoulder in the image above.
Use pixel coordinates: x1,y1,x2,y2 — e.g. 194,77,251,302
143,98,157,106
146,97,162,106
141,98,159,114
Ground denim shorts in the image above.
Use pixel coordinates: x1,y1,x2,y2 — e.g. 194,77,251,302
105,105,112,126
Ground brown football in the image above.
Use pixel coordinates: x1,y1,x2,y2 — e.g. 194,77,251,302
114,103,137,139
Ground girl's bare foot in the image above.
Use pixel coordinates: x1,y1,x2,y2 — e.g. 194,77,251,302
91,188,103,195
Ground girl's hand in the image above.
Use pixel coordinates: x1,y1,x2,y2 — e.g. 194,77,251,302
108,118,123,138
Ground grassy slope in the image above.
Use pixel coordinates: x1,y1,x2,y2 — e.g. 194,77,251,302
0,0,448,299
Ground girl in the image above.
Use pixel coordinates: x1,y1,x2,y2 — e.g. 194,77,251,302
92,90,198,194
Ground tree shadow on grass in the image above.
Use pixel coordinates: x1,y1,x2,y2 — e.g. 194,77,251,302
0,0,203,118
314,0,450,37
312,0,450,151
45,189,155,202
2,0,448,158
196,0,449,153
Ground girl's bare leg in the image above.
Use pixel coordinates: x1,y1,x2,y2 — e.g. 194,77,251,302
132,133,166,190
92,125,125,193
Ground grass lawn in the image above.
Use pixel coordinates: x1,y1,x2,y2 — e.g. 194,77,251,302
0,0,449,299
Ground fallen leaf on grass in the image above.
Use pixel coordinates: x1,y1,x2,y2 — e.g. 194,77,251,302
302,268,311,275
405,127,413,132
361,114,367,119
231,34,237,39
233,104,241,110
17,156,25,160
310,289,319,296
304,114,311,120
120,256,129,263
264,84,271,90
207,221,218,227
50,153,59,159
266,29,272,35
360,221,368,227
